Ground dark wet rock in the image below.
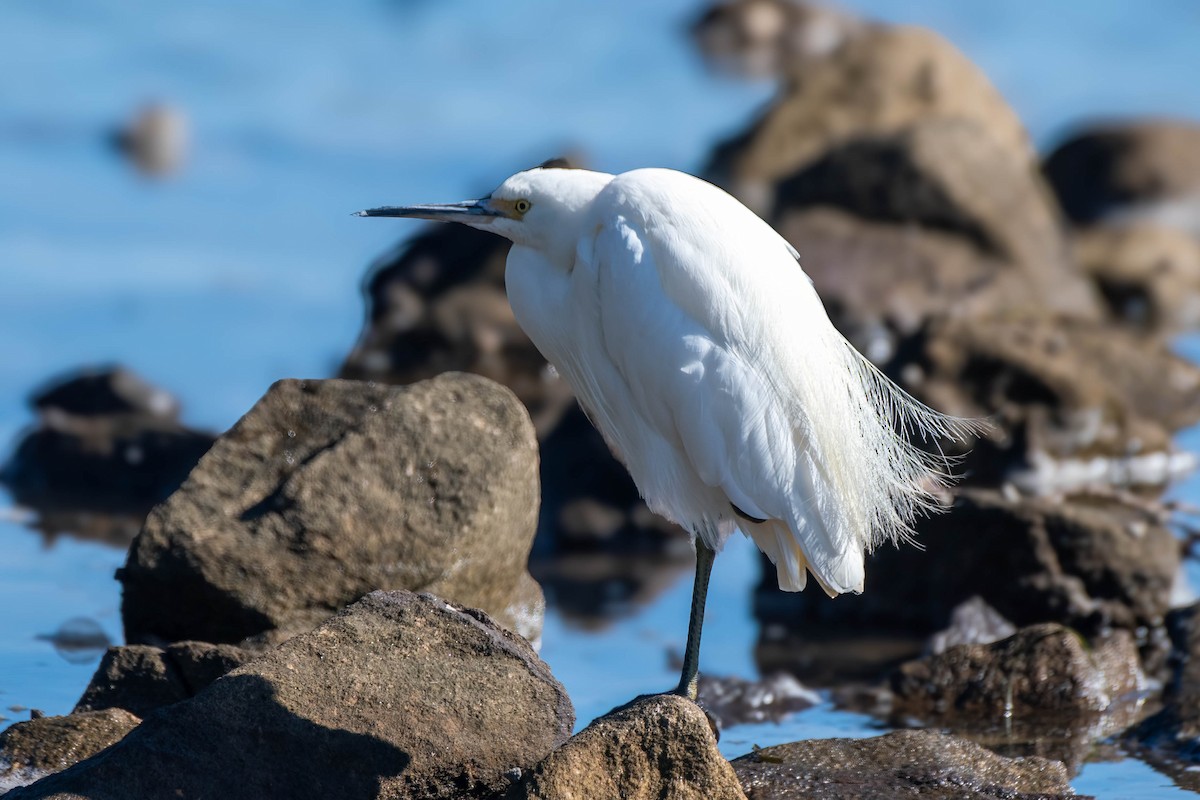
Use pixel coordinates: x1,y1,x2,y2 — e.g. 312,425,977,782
757,489,1180,682
10,591,573,800
120,373,545,646
1043,119,1200,229
110,102,188,177
510,694,744,800
889,312,1200,490
72,646,186,718
705,24,1032,212
1127,602,1200,785
697,672,819,729
0,709,140,792
1073,223,1200,334
31,367,179,420
927,596,1016,655
732,729,1078,799
690,0,868,78
340,210,690,625
73,642,253,718
771,121,1099,356
0,366,214,528
891,624,1143,719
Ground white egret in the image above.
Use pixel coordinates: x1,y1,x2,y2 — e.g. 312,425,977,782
357,164,967,700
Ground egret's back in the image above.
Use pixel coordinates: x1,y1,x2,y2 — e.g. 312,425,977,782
506,167,967,596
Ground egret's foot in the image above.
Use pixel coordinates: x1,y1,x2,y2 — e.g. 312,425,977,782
670,680,720,742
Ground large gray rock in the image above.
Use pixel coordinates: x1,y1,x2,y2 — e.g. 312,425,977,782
510,694,745,800
1043,119,1200,230
120,373,544,645
891,623,1142,719
73,642,254,718
731,729,1079,799
0,710,140,793
9,591,574,800
705,24,1033,212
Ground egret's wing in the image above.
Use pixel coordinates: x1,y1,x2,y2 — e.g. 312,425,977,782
585,213,861,593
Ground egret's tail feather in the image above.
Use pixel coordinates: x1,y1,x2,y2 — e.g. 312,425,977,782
759,327,980,597
808,334,981,555
745,520,808,592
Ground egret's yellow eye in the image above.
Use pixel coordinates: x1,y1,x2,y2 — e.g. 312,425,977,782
515,199,532,214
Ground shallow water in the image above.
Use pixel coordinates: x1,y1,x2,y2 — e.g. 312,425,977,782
3,1,1200,796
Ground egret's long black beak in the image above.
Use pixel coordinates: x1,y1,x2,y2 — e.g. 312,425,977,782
353,200,500,222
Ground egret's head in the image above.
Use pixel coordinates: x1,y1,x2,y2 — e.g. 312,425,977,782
356,163,614,266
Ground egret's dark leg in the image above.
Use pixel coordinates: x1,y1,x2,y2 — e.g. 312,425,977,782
675,539,716,701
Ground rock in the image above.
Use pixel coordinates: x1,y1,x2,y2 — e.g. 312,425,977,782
119,374,545,646
1073,223,1200,334
697,672,818,729
1043,119,1200,231
510,694,745,800
340,211,690,625
73,642,254,718
0,366,215,526
706,25,1033,212
9,591,574,800
110,102,188,177
35,618,112,665
31,366,179,420
756,489,1180,680
731,729,1079,799
770,120,1100,354
888,312,1200,490
690,0,868,78
891,623,1143,719
0,709,140,792
926,596,1017,655
1128,602,1200,784
72,646,187,718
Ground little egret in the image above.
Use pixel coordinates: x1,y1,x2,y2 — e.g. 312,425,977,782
357,165,967,700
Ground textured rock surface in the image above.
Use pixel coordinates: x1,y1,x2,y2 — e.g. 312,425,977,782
120,373,544,645
1043,119,1200,228
0,710,140,792
1074,223,1200,334
889,312,1200,489
732,729,1078,799
756,489,1180,651
771,120,1099,353
706,25,1032,211
891,623,1142,718
10,591,574,800
510,694,745,800
73,642,254,717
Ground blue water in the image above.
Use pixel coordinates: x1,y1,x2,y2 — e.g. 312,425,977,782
3,1,1200,796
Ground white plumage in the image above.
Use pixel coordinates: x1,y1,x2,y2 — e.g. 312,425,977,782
358,164,969,696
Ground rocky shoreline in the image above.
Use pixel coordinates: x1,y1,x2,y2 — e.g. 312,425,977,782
5,0,1200,797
